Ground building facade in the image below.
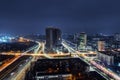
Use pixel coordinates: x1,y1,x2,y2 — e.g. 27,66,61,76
78,32,87,51
97,51,114,66
98,41,105,51
46,27,62,52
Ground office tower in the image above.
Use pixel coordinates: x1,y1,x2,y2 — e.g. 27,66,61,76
98,41,105,51
78,32,87,51
46,27,62,52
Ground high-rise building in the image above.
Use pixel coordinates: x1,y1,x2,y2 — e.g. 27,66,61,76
78,32,87,51
45,27,62,52
98,41,105,51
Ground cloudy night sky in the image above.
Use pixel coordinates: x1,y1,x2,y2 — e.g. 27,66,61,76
0,0,120,35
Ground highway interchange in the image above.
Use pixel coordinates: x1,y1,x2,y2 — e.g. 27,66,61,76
0,38,120,80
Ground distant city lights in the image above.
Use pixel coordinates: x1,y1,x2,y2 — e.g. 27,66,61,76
0,35,14,42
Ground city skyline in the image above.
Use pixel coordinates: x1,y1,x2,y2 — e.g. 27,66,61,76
0,0,120,35
0,0,120,80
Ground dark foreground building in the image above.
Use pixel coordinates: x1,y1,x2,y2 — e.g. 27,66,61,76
45,27,62,52
25,58,107,80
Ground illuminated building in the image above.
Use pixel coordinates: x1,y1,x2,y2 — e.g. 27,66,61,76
78,32,87,51
98,41,105,51
45,27,62,52
97,51,116,66
114,33,120,41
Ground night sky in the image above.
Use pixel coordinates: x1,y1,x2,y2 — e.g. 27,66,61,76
0,0,120,35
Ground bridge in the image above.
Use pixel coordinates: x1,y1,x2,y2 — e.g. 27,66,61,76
1,52,71,57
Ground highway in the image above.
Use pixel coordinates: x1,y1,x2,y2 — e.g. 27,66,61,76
1,38,119,80
1,52,70,57
14,42,46,80
0,55,19,72
3,38,61,80
12,40,47,80
0,56,31,80
62,39,120,80
0,38,40,80
91,60,120,80
62,40,111,80
5,41,41,80
5,56,33,80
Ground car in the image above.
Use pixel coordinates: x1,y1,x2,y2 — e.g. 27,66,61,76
10,72,15,76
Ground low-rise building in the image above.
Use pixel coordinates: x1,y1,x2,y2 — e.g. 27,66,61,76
97,51,119,66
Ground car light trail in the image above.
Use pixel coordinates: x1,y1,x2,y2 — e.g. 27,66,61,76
90,60,120,80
